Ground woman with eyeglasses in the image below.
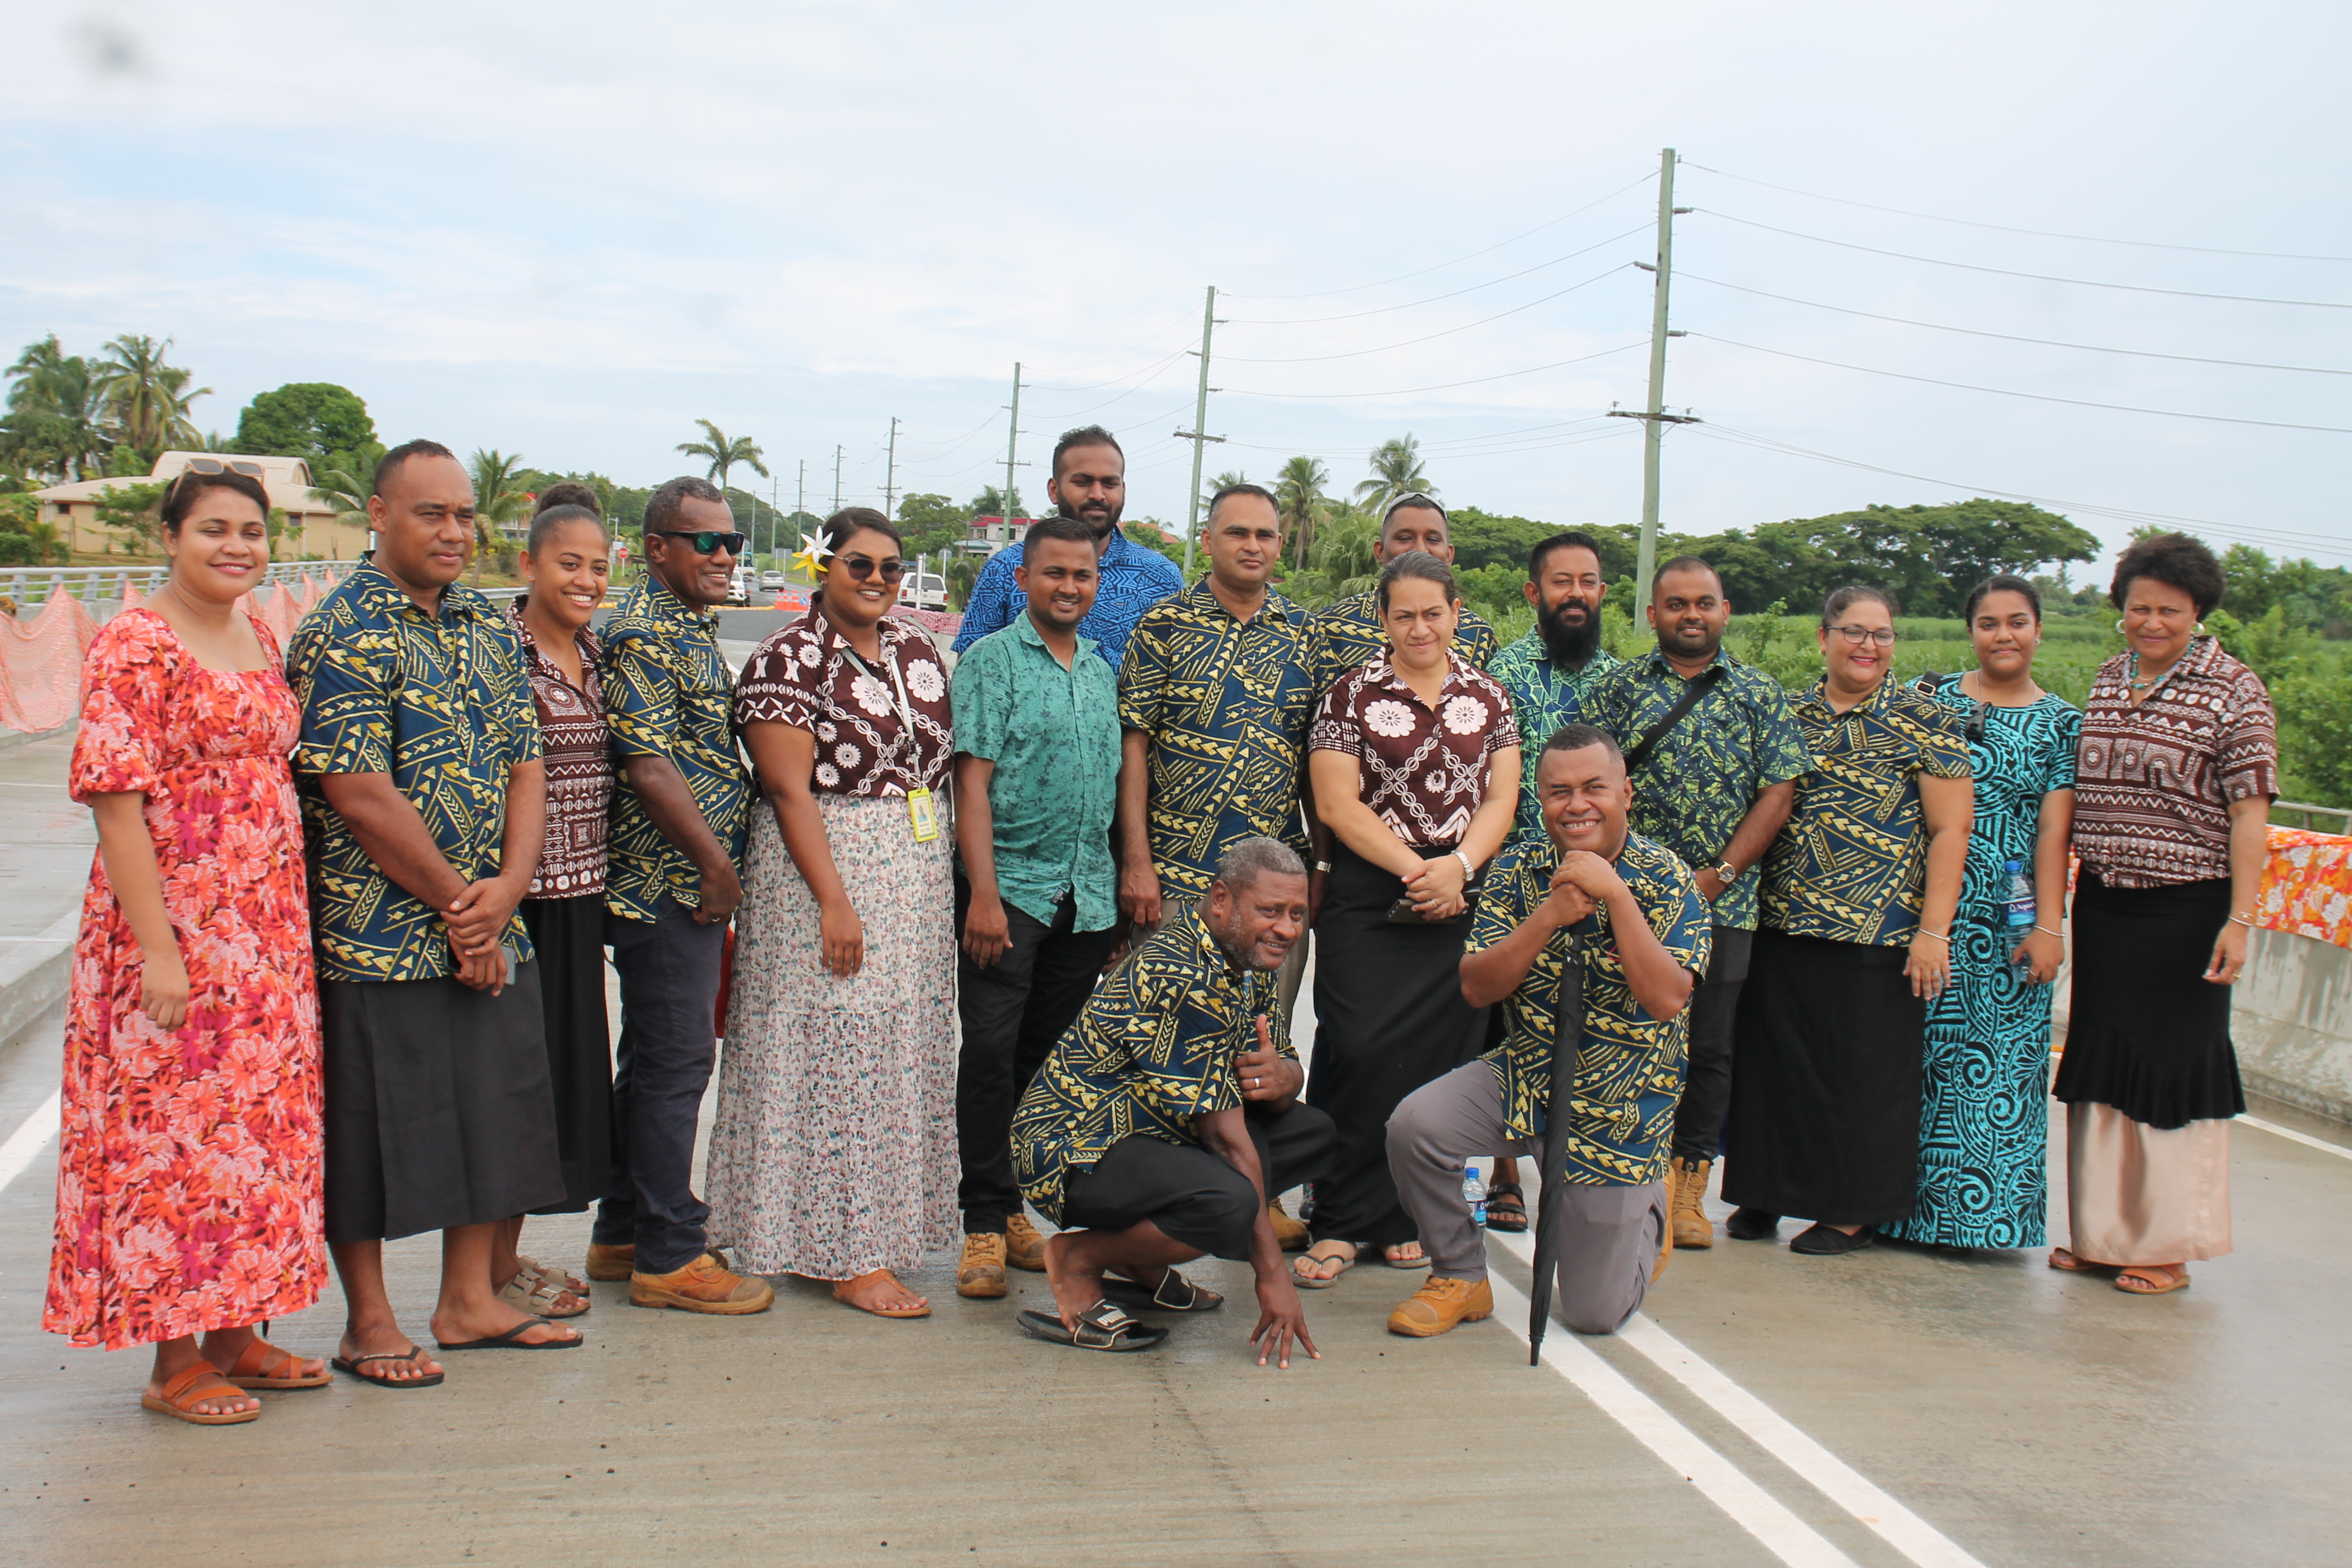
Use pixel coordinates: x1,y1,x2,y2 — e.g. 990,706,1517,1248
708,509,959,1319
1722,586,1973,1256
1883,575,2079,1254
2052,534,2274,1297
46,466,327,1423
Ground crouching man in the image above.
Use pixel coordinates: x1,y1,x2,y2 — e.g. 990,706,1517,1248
1386,724,1710,1339
1010,837,1335,1364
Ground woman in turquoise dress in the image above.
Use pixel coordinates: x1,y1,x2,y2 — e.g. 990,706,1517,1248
1888,575,2079,1250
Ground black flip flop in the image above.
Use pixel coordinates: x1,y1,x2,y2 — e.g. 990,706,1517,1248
1484,1183,1529,1233
330,1346,445,1389
434,1315,584,1351
1016,1302,1168,1352
1101,1267,1223,1314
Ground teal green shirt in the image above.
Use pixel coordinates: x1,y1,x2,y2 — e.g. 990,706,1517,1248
1487,631,1619,844
951,615,1123,932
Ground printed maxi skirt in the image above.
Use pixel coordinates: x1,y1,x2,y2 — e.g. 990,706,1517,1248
706,797,960,1278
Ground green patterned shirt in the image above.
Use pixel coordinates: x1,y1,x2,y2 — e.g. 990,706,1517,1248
1310,588,1499,691
1587,647,1810,930
600,578,754,924
1011,906,1295,1223
1469,833,1712,1186
1487,630,1619,843
288,560,541,984
1761,678,1973,946
1117,581,1325,902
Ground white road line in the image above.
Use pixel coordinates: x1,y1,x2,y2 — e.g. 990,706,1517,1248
0,1089,59,1194
1491,1229,1986,1568
1480,1270,1859,1568
2238,1114,2352,1161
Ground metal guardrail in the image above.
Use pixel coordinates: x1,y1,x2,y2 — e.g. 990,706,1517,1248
3,561,358,603
2275,799,2352,834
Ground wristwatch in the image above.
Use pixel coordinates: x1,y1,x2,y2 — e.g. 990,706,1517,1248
1312,860,1333,874
1714,860,1740,882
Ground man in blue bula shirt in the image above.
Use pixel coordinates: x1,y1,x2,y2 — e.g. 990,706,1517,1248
949,424,1182,671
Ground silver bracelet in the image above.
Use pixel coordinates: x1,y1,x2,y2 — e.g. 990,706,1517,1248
2033,924,2063,939
1918,927,1951,944
1453,850,1477,881
2228,912,2255,928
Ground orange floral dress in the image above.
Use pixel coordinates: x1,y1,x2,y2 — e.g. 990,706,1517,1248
44,608,325,1350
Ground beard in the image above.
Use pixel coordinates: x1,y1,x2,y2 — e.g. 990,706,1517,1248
1538,596,1602,667
1059,497,1124,540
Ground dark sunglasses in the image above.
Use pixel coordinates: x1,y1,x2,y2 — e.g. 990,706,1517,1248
835,554,907,582
652,530,748,555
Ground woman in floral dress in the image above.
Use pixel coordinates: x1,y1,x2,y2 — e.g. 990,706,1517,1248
708,509,958,1319
46,466,326,1424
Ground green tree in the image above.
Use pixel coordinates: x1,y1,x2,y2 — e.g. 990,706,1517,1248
970,483,1026,519
1273,455,1330,569
235,383,377,470
1352,435,1434,516
1123,520,1185,566
676,418,769,491
466,449,531,584
0,492,67,565
95,480,169,554
896,492,970,557
2,337,113,480
96,335,209,465
1196,469,1250,519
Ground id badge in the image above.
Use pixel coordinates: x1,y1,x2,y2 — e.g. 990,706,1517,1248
907,786,940,842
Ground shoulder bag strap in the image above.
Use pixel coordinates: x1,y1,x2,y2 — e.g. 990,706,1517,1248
1621,665,1728,772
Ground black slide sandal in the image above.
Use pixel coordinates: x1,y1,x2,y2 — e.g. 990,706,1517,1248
1484,1184,1529,1233
331,1347,445,1389
1017,1302,1169,1352
435,1316,584,1351
1101,1268,1223,1313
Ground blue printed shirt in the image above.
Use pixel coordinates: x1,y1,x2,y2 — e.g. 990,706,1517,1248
950,529,1183,671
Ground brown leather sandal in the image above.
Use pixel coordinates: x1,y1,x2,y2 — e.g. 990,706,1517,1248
142,1363,260,1425
218,1338,330,1390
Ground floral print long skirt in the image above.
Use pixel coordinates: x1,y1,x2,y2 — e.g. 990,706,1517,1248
707,797,959,1278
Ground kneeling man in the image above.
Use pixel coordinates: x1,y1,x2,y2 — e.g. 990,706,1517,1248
1386,724,1710,1339
1011,838,1335,1364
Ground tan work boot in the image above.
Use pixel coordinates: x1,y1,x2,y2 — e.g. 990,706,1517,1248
630,1250,774,1314
585,1242,635,1282
1005,1213,1047,1272
957,1233,1009,1299
1267,1197,1310,1252
1387,1275,1495,1337
1671,1157,1715,1249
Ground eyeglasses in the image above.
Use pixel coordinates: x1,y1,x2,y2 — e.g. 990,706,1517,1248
182,457,264,478
1828,624,1896,647
651,530,748,556
835,554,907,582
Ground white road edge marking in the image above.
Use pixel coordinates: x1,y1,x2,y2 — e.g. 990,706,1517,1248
0,1089,59,1195
1480,1269,1859,1568
1491,1229,1986,1568
2238,1114,2352,1161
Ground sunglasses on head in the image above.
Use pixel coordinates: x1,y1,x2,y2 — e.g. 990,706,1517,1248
182,456,264,478
652,530,748,555
834,553,906,582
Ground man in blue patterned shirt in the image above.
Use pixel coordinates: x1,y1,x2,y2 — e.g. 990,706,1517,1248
950,425,1182,670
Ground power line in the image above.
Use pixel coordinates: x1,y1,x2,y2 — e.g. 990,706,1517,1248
1224,339,1648,400
1217,265,1637,364
1223,226,1651,325
1682,162,2352,265
1222,170,1657,301
1030,360,1196,422
1699,210,2352,309
1677,272,2352,375
1691,333,2352,434
1029,344,1195,395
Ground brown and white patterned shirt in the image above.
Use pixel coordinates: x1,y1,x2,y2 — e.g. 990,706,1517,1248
734,606,953,797
511,600,609,899
1310,652,1519,847
2073,636,2275,889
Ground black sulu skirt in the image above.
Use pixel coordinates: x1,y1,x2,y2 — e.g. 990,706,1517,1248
519,894,617,1213
2052,872,2243,1130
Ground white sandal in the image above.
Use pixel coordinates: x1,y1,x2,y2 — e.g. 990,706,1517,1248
498,1268,589,1318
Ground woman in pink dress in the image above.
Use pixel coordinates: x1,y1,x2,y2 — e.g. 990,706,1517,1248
45,464,329,1424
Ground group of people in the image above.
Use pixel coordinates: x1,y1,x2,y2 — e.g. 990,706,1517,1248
42,421,2280,1418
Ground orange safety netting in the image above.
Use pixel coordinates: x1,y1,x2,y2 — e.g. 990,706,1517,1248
0,586,99,733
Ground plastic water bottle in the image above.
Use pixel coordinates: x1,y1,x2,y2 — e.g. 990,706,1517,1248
2002,859,2037,986
1462,1163,1488,1227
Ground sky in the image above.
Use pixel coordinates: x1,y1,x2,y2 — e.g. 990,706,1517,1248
6,1,2350,572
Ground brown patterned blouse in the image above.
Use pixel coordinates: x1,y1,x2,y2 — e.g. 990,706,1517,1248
2072,636,2275,889
1309,652,1519,847
734,606,953,797
511,601,609,899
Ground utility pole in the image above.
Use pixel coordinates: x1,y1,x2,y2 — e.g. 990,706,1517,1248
1003,363,1025,528
883,416,900,520
1175,285,1227,578
1609,146,1698,627
831,444,843,514
796,459,806,544
770,473,780,562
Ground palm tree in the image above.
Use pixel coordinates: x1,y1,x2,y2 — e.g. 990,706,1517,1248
1196,468,1251,519
97,335,210,464
1352,435,1435,517
466,448,532,585
309,466,372,541
1273,455,1330,569
677,418,769,491
4,336,113,480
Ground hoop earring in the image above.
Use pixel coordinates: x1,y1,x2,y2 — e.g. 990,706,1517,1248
2114,618,2125,633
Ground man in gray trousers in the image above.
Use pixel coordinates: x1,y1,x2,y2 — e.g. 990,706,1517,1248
1382,724,1712,1340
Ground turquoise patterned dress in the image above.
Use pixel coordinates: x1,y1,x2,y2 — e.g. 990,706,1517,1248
1886,679,2080,1249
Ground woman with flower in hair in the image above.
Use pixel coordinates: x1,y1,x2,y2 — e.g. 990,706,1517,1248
1292,551,1521,1286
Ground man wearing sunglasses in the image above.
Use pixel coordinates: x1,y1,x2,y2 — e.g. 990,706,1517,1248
592,476,770,1315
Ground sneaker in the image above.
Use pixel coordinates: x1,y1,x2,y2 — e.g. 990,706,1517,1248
1267,1197,1310,1252
629,1251,775,1314
1386,1275,1495,1338
957,1233,1009,1299
584,1242,635,1282
1005,1213,1048,1272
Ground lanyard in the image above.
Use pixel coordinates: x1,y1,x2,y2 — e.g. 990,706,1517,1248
836,638,919,764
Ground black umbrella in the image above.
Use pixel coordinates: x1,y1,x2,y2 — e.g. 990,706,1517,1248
1528,917,1592,1366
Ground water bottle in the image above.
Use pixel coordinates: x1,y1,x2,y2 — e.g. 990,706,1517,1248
1462,1162,1488,1227
2001,859,2037,986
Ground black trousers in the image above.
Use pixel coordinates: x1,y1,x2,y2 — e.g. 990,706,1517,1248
953,880,1121,1233
595,896,728,1275
1061,1103,1337,1260
1670,925,1754,1163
